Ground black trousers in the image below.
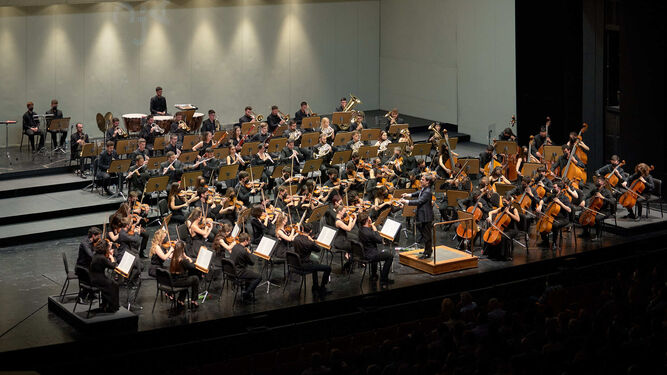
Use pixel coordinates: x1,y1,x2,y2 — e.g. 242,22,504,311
172,275,199,302
540,218,569,246
417,221,433,256
25,128,45,150
48,130,67,148
301,261,331,288
91,276,119,311
368,251,393,281
238,270,261,297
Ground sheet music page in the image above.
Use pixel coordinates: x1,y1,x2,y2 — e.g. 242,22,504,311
316,226,336,247
256,237,276,258
231,224,240,238
116,252,135,275
195,246,213,270
380,218,401,240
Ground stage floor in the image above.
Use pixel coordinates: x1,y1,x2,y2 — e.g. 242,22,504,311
0,222,656,354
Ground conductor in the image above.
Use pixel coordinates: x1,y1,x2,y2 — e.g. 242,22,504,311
400,174,435,259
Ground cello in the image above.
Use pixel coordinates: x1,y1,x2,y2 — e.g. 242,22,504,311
536,190,565,234
456,187,488,239
604,160,625,187
483,205,512,246
619,165,654,209
579,188,606,227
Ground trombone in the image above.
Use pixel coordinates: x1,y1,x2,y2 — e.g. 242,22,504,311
250,111,264,122
278,110,290,123
306,104,317,117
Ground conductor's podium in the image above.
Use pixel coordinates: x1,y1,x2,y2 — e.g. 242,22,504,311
399,246,478,275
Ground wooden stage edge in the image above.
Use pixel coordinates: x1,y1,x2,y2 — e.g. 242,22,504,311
399,246,479,275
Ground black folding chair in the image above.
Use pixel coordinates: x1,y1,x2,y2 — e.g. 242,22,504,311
283,251,309,295
59,252,78,301
152,268,190,313
73,266,102,318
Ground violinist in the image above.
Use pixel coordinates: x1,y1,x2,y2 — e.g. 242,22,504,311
536,181,572,250
198,148,222,183
274,213,298,258
161,151,184,184
372,186,395,218
75,227,102,303
127,191,150,257
89,239,120,313
250,205,275,245
483,195,520,260
387,147,404,176
168,183,196,224
344,163,365,193
148,228,173,277
358,213,394,285
230,233,261,303
218,188,240,224
236,171,257,207
185,207,213,258
412,159,428,179
375,131,391,161
323,196,357,270
621,163,654,220
293,224,332,296
578,178,615,240
532,125,551,160
595,155,628,185
194,187,221,221
323,168,341,188
212,223,236,254
498,127,516,142
109,217,144,306
169,241,200,310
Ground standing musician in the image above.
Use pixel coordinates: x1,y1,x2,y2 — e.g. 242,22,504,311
167,183,197,224
22,101,45,152
150,86,168,115
358,213,395,285
595,155,628,183
164,134,182,155
498,127,516,142
230,233,261,303
536,181,572,251
70,123,89,176
279,139,304,165
201,109,220,134
251,122,271,145
239,106,255,127
127,155,149,193
131,138,150,165
139,115,160,155
531,125,551,160
46,99,66,149
161,151,185,184
293,224,333,296
169,113,188,142
566,131,590,153
105,117,123,146
96,141,119,195
319,117,335,143
400,174,435,259
579,177,615,240
483,195,521,260
335,97,347,112
294,101,311,126
267,105,287,134
90,239,120,313
621,163,654,220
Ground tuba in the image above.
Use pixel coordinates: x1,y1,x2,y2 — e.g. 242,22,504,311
338,94,361,131
428,122,442,145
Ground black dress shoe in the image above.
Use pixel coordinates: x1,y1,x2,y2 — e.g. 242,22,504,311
418,254,431,259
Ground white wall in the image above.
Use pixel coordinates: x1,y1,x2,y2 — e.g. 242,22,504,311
0,0,380,144
379,0,516,144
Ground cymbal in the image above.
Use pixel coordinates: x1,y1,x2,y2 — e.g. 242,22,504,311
96,113,105,133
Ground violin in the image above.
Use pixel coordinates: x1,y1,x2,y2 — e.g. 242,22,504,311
198,217,214,229
619,165,654,209
536,190,564,234
604,160,625,187
178,189,197,200
342,212,357,224
358,160,372,171
483,205,513,246
133,201,150,214
376,177,394,189
161,240,177,250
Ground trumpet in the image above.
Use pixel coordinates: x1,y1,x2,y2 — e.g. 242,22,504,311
177,120,190,132
151,122,165,134
116,127,128,138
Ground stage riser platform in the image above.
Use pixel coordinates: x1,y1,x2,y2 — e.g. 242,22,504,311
48,296,138,333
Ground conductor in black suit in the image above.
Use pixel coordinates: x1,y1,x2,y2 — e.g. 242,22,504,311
400,174,435,259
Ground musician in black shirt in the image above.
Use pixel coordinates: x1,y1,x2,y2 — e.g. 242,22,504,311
335,97,347,112
238,106,254,126
150,86,168,115
105,118,123,146
479,145,495,170
164,134,182,155
169,113,187,142
70,123,89,175
96,141,119,195
579,178,615,240
267,105,286,134
161,151,184,184
89,240,120,312
230,233,260,302
358,214,394,285
139,115,161,154
46,99,66,149
22,101,45,151
595,155,628,181
531,126,550,159
498,127,516,141
293,224,332,295
294,101,310,125
251,122,270,144
131,138,150,166
201,109,219,134
536,181,572,250
127,155,149,193
75,227,102,302
551,145,585,175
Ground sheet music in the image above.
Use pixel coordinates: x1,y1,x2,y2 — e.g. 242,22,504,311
255,236,276,258
315,226,336,248
195,246,213,272
116,252,135,276
380,218,401,240
231,223,240,238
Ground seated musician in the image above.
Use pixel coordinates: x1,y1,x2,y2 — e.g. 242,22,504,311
169,113,187,142
531,125,551,160
346,131,363,153
230,233,261,303
125,192,150,257
479,177,501,208
236,171,257,207
621,163,654,220
551,145,585,176
212,223,236,255
384,108,402,132
249,206,275,245
192,131,216,156
148,228,173,277
105,117,123,147
199,148,222,185
402,146,417,177
563,178,584,208
313,133,333,175
566,131,590,153
579,177,615,240
70,123,89,175
139,115,159,155
164,134,182,155
127,156,149,193
218,188,239,224
387,147,404,177
483,194,521,260
515,146,530,179
273,213,297,259
252,143,275,188
238,106,254,127
226,143,247,169
294,101,310,126
22,101,45,152
250,122,271,145
108,216,144,303
168,183,196,224
150,86,168,115
437,143,460,178
229,126,243,150
319,117,335,143
489,166,511,186
535,165,554,192
185,207,213,258
358,213,394,285
498,127,516,142
274,186,290,212
352,111,367,131
193,187,222,223
75,227,102,303
89,239,120,313
375,131,391,162
398,128,413,147
201,109,219,134
161,151,184,184
479,145,495,171
372,186,395,217
283,122,303,147
595,155,628,183
293,224,333,296
335,97,347,112
96,141,119,195
324,196,357,271
267,105,286,134
169,241,201,310
536,181,572,250
412,159,428,179
131,138,150,166
279,139,304,165
46,99,66,149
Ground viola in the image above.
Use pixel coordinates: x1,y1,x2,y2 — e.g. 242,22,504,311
619,165,654,209
483,206,513,245
133,202,150,214
376,177,394,189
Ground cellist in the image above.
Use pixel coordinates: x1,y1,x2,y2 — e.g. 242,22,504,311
483,194,520,260
578,177,615,240
621,163,654,220
595,155,628,188
536,181,572,250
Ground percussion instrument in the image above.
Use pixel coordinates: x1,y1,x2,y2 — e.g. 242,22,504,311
154,115,174,133
190,112,204,132
122,113,146,133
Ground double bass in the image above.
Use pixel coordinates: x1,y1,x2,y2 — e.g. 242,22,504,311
442,129,458,171
537,116,552,158
561,123,588,184
619,165,654,209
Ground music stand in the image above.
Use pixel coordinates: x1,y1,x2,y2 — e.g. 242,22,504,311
388,124,409,138
300,132,319,149
241,122,260,136
240,142,259,158
494,140,518,155
179,151,199,164
521,162,542,177
180,171,202,189
107,159,131,199
374,208,392,228
456,158,480,176
358,146,378,160
182,135,199,151
456,210,476,254
386,142,406,153
330,150,351,171
145,176,169,199
213,148,230,160
307,205,329,224
301,159,322,178
332,111,353,126
439,137,458,150
218,165,240,183
254,235,280,292
274,124,288,136
543,145,562,164
495,183,515,198
247,165,264,181
81,143,99,191
272,164,291,179
360,128,380,142
115,139,132,157
146,156,167,171
267,138,287,154
334,131,355,147
446,190,470,208
412,143,431,158
301,116,320,130
153,136,167,154
47,117,70,153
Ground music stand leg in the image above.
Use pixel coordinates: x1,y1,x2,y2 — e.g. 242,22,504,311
258,260,280,293
4,124,12,166
108,174,126,200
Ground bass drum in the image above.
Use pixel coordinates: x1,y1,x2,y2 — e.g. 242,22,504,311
154,115,174,133
190,112,204,132
122,113,146,133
